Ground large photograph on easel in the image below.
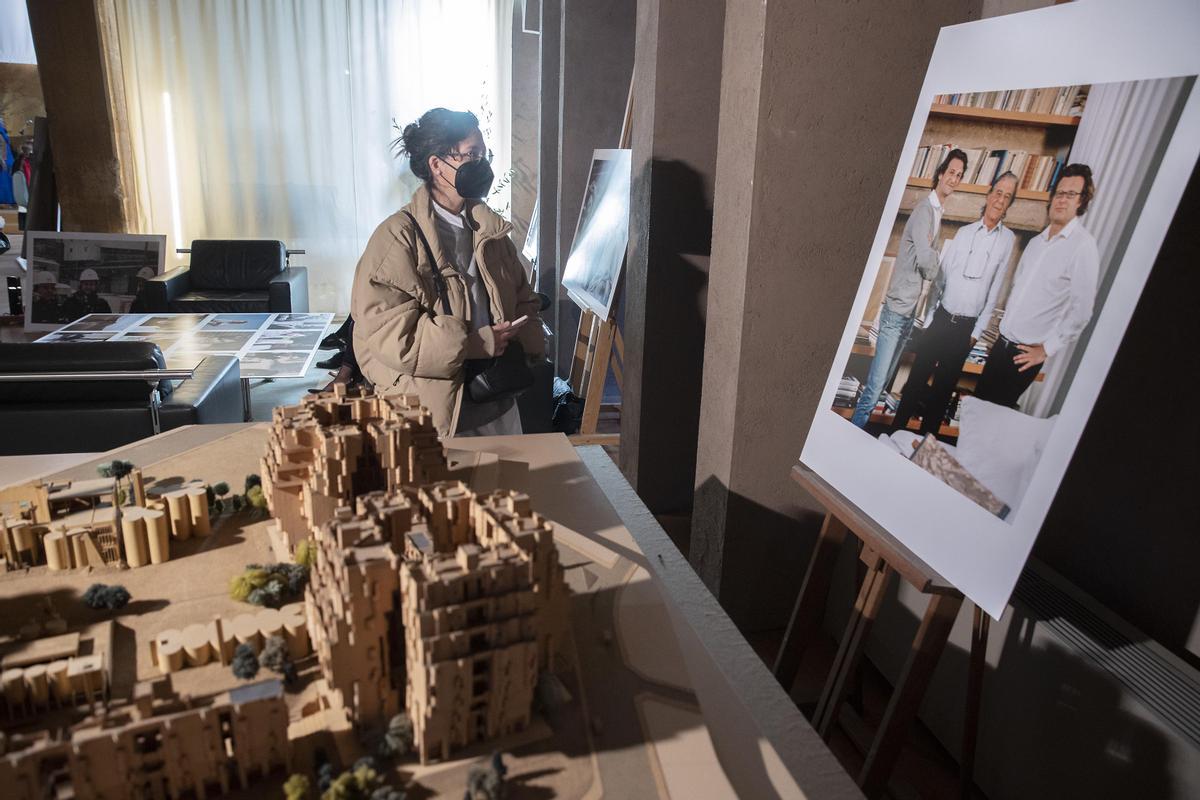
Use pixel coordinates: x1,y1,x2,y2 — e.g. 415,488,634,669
561,148,631,318
802,0,1200,618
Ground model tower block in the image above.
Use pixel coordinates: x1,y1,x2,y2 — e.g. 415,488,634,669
402,487,569,764
261,384,448,553
305,494,409,731
304,483,569,762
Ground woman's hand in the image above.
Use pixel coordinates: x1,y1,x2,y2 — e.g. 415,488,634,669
490,316,529,356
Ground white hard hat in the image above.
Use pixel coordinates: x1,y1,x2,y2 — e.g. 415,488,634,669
79,268,100,282
137,267,155,280
35,270,57,285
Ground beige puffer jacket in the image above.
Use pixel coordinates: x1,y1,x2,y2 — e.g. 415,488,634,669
351,184,544,437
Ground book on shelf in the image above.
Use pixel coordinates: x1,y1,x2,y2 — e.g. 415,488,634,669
910,143,1063,193
933,85,1088,118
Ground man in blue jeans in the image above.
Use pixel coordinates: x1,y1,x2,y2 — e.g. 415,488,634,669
851,149,966,428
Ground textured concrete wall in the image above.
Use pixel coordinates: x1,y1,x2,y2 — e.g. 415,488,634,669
509,3,539,273
0,63,44,141
550,0,636,374
692,0,983,630
619,0,724,514
25,0,133,232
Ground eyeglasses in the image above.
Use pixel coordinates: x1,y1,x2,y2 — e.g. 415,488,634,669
442,148,493,164
1053,190,1083,199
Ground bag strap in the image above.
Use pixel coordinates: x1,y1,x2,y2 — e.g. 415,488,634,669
402,210,452,317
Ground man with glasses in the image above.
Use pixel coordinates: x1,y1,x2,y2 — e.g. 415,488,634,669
974,163,1100,408
892,171,1018,435
852,149,966,428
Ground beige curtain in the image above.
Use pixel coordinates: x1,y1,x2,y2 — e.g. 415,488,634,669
113,0,513,312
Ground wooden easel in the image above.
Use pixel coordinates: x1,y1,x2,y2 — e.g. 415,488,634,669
567,306,623,442
773,463,988,799
565,73,634,446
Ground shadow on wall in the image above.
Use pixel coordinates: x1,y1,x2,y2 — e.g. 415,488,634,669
818,548,1179,800
635,158,712,516
692,474,825,633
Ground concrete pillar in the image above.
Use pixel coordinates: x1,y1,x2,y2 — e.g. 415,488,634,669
538,0,637,374
25,0,136,232
510,2,540,273
536,0,563,357
691,0,981,629
618,0,724,516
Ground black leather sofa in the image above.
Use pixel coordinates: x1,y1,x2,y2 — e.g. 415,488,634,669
140,239,309,313
0,342,242,455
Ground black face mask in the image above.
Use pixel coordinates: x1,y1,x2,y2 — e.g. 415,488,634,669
443,157,494,200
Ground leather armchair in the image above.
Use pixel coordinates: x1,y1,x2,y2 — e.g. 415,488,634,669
140,240,309,314
0,342,243,455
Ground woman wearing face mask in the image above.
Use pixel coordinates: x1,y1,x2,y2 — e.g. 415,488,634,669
350,107,544,437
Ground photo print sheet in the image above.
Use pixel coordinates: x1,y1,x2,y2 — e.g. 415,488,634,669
37,312,334,378
801,0,1200,618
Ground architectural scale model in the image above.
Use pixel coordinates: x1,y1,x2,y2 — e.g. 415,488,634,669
0,674,289,799
262,384,570,764
0,470,213,572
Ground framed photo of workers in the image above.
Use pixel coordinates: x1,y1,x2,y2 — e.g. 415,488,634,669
802,0,1200,619
561,148,632,318
22,231,166,332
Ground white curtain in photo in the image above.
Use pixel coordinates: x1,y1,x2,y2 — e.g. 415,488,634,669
1022,76,1191,417
113,0,513,313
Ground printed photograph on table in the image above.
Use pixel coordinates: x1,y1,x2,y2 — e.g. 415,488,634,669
22,232,165,332
561,148,632,318
200,313,272,331
134,314,207,332
802,0,1199,618
38,331,118,343
240,351,311,375
191,330,256,351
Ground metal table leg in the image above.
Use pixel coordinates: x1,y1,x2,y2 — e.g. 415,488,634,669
241,378,252,421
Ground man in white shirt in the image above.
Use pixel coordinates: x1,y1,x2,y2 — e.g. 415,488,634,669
892,171,1018,435
851,149,965,427
975,163,1100,408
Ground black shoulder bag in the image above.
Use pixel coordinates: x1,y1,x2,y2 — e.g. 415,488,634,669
402,211,534,404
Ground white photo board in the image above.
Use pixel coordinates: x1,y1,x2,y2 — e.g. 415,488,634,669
801,0,1200,619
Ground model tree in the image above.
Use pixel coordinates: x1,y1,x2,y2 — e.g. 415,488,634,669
375,713,414,759
231,643,260,680
295,538,317,568
229,563,309,608
245,473,268,518
464,752,507,800
97,460,136,506
82,583,131,610
259,634,298,683
283,774,311,800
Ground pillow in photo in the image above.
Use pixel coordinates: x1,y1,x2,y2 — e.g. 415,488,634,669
955,396,1056,513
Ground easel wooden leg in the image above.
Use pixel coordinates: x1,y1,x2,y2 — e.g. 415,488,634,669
570,310,596,396
858,591,964,798
773,513,849,691
960,604,989,800
580,318,616,435
815,547,891,739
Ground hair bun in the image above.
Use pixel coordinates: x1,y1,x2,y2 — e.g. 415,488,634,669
399,122,421,157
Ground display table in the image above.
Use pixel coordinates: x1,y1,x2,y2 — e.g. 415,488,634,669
0,425,859,799
35,312,333,419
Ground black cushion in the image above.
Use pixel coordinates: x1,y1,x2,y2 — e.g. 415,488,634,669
0,342,170,403
189,240,285,290
0,356,242,455
169,290,272,314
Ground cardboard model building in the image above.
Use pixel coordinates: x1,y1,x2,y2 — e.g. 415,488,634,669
0,471,212,572
263,384,570,763
1,674,289,799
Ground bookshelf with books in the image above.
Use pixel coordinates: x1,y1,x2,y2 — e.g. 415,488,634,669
897,85,1087,234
